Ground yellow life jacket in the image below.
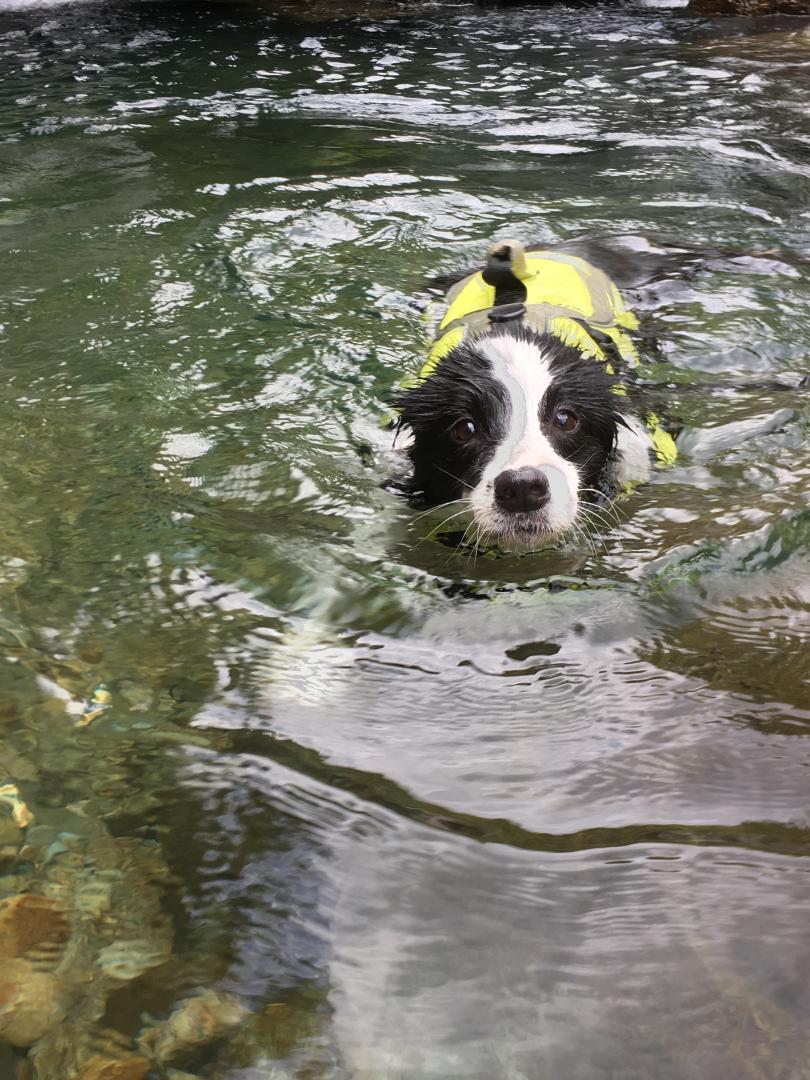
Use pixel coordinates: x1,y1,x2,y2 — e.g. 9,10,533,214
418,246,677,466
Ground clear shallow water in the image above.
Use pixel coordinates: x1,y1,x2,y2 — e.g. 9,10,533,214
0,2,809,1077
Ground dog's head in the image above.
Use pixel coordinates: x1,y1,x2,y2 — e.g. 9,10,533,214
395,327,627,549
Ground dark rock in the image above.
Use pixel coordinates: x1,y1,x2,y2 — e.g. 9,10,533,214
687,0,809,13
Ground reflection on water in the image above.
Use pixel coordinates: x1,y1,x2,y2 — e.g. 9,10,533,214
0,1,809,1076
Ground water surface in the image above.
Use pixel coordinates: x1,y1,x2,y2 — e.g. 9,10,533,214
0,2,809,1077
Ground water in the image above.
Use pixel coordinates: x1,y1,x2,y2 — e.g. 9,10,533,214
0,1,809,1076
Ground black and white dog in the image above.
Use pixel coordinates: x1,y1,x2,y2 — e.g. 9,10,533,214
394,237,676,551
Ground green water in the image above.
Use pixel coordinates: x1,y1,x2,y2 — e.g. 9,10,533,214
0,2,809,1076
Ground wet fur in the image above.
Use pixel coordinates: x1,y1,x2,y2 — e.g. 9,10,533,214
396,326,626,508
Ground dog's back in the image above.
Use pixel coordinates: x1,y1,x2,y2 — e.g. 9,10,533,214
422,241,641,386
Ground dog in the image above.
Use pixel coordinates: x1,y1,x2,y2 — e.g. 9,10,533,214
394,238,678,551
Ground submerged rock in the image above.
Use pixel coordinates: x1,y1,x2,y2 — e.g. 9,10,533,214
0,896,70,1046
96,940,170,983
76,1054,151,1080
140,990,250,1066
0,783,34,830
0,825,175,1076
0,964,67,1048
0,894,70,970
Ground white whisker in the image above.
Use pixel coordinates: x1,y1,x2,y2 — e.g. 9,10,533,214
435,464,474,491
412,498,465,525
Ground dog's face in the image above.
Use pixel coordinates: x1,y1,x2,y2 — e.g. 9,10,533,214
396,328,626,549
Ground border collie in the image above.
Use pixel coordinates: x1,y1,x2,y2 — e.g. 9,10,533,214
394,238,671,551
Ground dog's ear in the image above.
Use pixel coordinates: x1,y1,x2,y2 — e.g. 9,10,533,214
389,376,441,432
388,389,413,432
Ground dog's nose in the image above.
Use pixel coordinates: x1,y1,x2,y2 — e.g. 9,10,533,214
494,467,550,513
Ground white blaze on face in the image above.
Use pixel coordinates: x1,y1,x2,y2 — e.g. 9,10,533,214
468,335,580,538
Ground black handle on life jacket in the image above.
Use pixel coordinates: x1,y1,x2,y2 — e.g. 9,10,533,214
488,302,527,326
482,243,528,307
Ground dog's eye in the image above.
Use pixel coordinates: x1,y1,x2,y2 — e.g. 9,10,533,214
451,419,476,444
553,409,579,433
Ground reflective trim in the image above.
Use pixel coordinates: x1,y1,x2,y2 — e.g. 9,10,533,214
647,412,678,465
419,325,465,382
547,316,605,361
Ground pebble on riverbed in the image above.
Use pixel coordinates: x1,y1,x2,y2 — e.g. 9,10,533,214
139,990,250,1066
0,783,34,829
0,894,71,1047
75,1055,151,1080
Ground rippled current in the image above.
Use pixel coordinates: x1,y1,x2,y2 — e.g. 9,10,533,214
0,2,809,1077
